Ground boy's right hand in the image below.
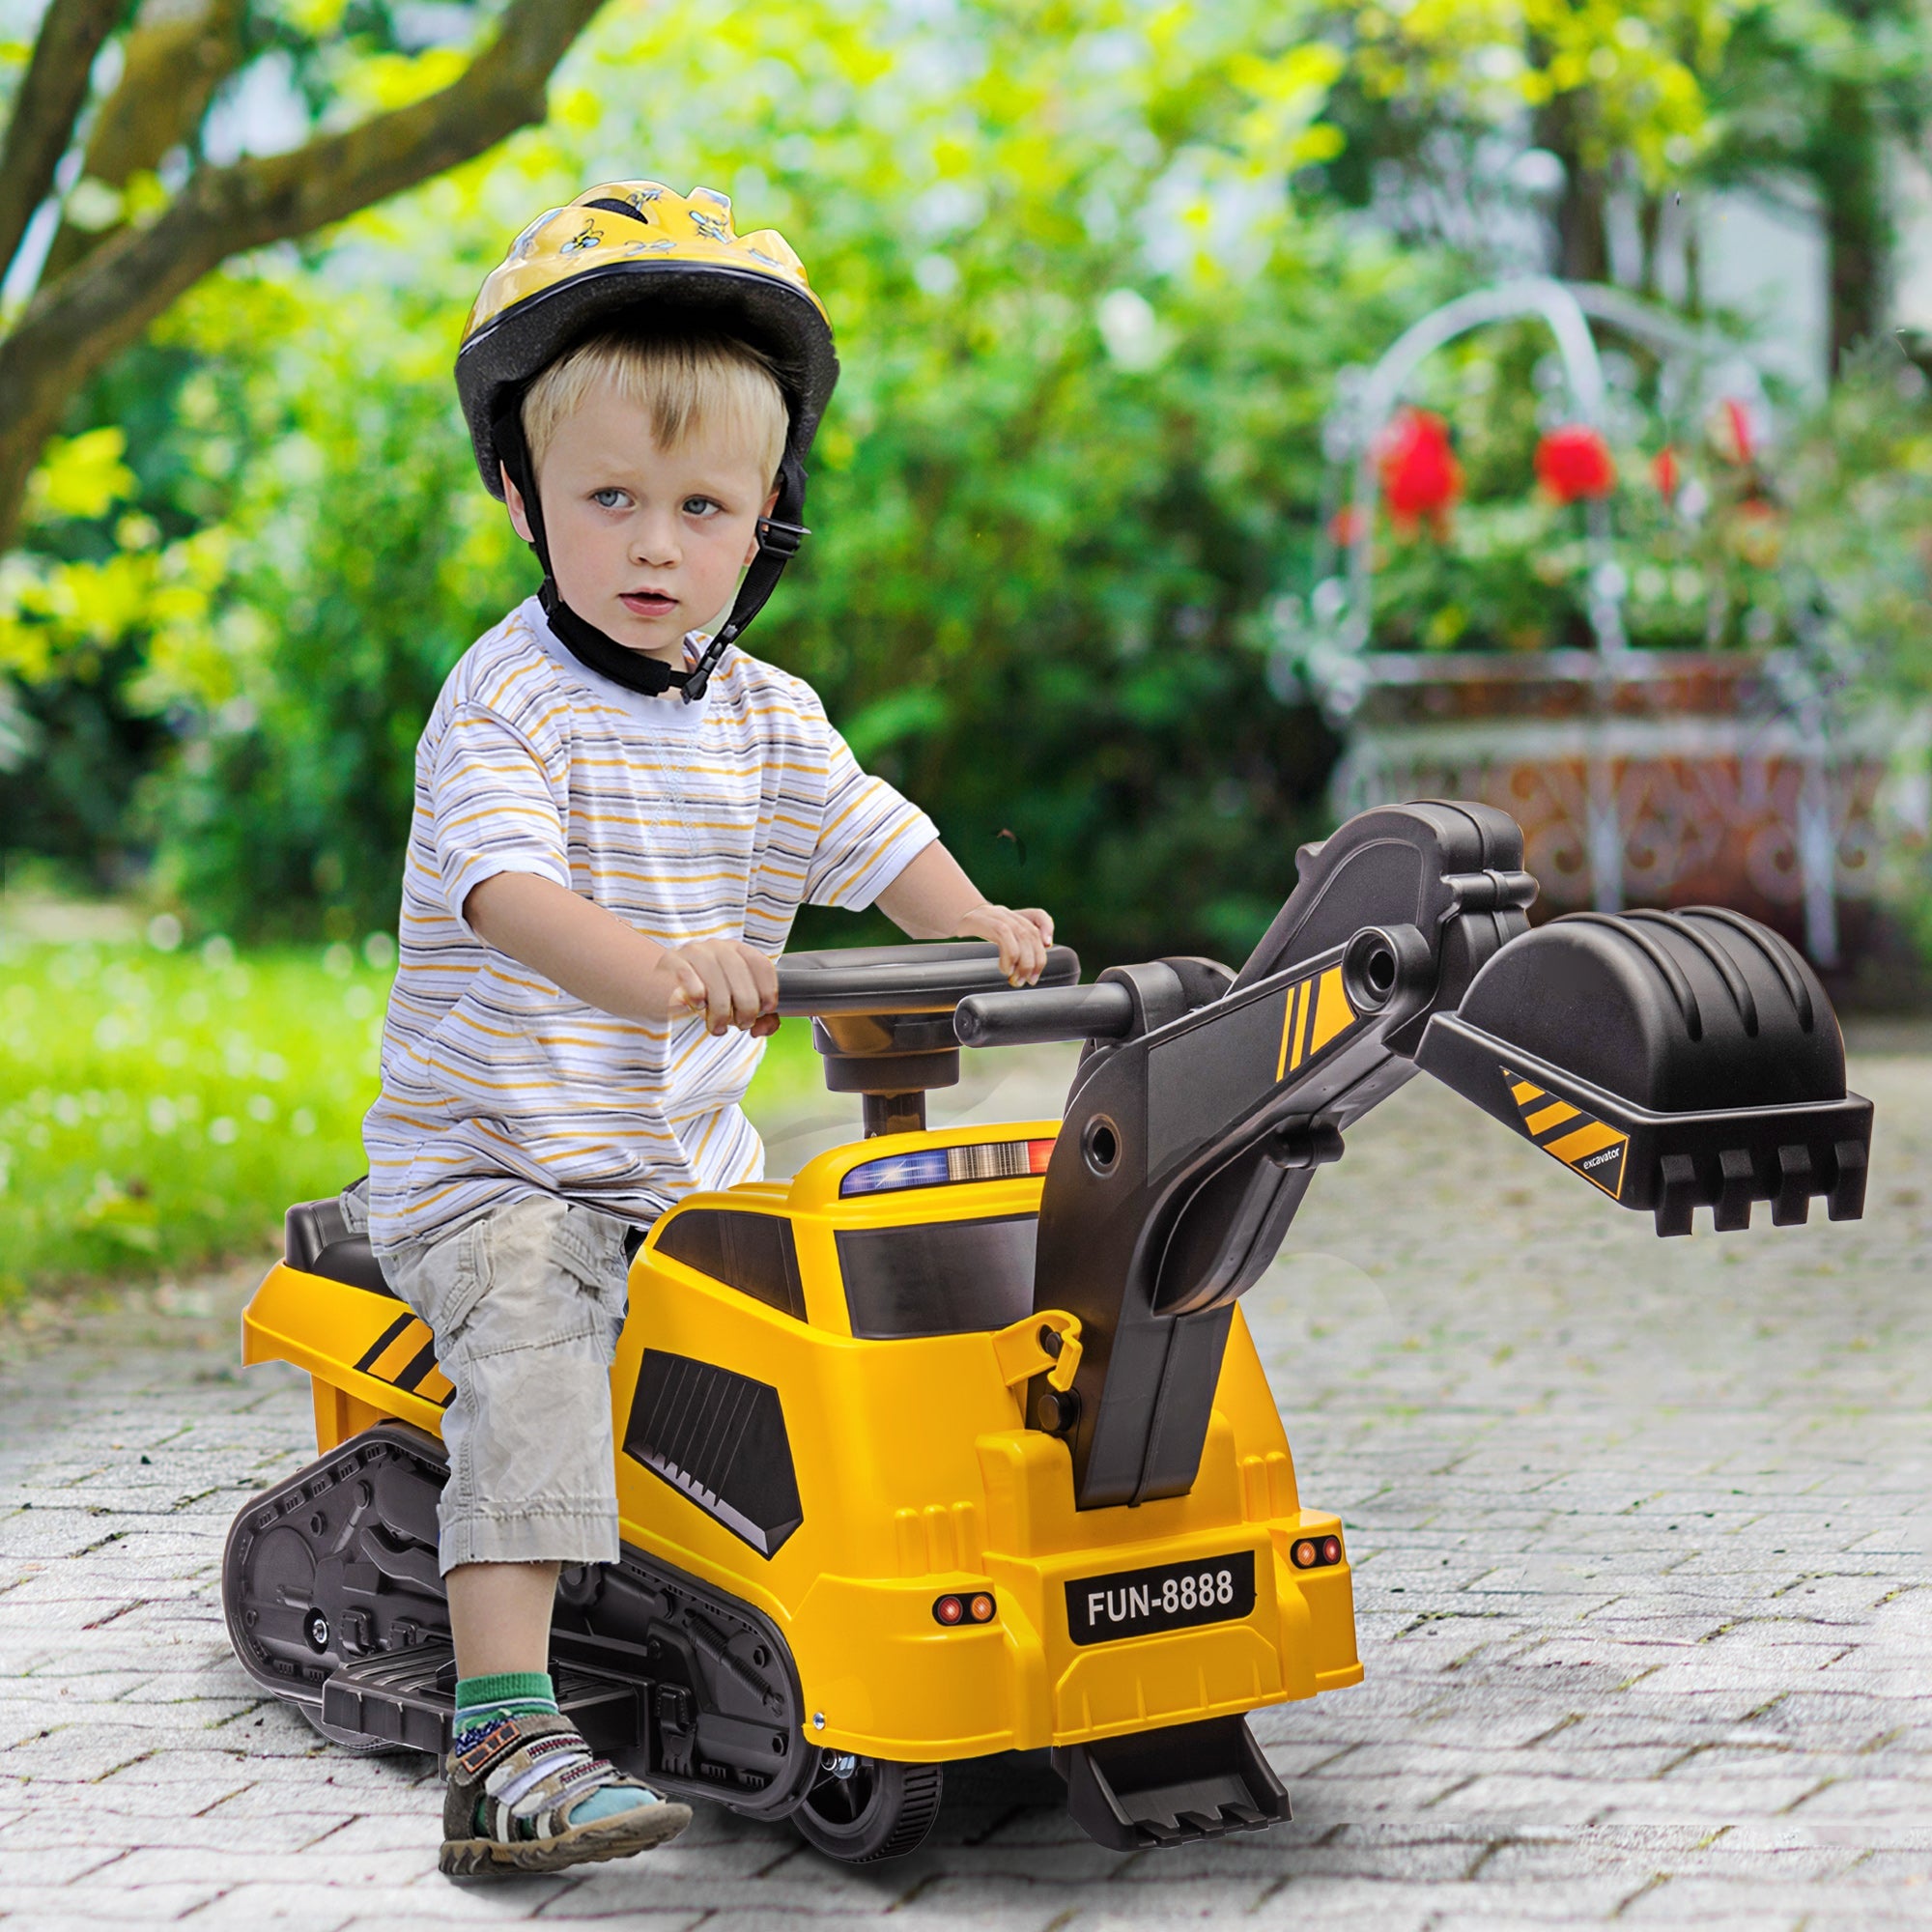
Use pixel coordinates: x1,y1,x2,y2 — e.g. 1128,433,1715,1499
657,940,780,1037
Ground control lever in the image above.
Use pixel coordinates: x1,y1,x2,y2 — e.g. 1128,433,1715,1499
955,982,1136,1048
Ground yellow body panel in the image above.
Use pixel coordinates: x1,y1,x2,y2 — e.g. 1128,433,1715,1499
242,1115,1361,1764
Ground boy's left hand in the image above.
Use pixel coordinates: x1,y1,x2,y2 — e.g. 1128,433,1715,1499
955,902,1054,985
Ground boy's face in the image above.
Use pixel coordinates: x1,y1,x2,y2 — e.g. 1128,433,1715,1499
504,374,778,671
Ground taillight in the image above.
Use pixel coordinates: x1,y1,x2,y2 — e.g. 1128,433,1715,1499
932,1590,998,1626
1290,1533,1346,1570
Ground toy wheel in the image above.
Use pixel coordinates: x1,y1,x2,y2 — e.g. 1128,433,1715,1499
791,1750,943,1861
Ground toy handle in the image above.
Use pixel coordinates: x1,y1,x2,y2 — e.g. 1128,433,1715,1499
954,982,1136,1048
773,941,1080,1016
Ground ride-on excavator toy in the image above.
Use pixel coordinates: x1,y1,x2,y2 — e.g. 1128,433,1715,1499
223,802,1873,1861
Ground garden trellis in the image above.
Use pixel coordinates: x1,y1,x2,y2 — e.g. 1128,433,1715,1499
1284,277,1885,966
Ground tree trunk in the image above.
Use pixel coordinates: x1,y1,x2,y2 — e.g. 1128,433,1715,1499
38,0,245,288
1637,191,1662,298
1536,89,1608,284
0,0,133,281
1815,76,1889,374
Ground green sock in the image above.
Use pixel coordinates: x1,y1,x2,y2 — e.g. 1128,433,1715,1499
452,1668,662,1834
452,1669,557,1751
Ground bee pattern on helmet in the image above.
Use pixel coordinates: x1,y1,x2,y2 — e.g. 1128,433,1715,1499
506,214,551,262
619,240,679,256
745,247,784,269
561,220,605,254
688,210,732,242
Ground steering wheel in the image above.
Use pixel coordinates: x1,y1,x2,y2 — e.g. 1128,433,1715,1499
774,941,1081,1017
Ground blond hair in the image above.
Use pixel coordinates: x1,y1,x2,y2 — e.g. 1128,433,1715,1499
521,330,789,483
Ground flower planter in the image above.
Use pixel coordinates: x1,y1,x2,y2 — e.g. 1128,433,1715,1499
1328,649,1889,964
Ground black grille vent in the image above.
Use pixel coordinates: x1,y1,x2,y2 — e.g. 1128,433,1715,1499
623,1351,803,1558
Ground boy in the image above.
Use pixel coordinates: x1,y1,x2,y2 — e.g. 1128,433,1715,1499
360,184,1054,1875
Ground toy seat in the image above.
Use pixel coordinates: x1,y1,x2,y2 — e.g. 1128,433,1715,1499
283,1192,391,1296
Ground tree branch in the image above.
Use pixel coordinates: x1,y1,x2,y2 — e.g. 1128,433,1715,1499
40,0,245,287
0,0,134,282
0,0,607,547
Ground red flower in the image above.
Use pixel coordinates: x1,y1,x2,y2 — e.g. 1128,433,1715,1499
1375,409,1462,535
1720,397,1756,466
1536,424,1617,504
1651,445,1680,500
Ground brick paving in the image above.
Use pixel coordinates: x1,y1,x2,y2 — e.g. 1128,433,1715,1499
1,1042,1928,1929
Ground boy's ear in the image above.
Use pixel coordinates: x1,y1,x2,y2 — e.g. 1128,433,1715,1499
742,486,781,568
502,462,535,545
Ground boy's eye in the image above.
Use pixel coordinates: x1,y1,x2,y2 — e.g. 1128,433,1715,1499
590,488,628,508
682,496,722,517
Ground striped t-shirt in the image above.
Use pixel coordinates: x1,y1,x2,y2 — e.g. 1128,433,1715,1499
362,597,937,1254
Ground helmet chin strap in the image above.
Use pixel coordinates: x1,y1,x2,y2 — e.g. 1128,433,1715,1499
492,404,808,704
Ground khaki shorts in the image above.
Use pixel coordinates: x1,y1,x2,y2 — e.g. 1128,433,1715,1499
375,1193,637,1573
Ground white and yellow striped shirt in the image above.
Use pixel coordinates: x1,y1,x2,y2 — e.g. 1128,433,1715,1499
363,598,936,1253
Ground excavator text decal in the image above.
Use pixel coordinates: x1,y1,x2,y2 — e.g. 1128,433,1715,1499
1502,1068,1630,1200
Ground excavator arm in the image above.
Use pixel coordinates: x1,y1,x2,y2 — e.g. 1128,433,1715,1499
956,801,1873,1514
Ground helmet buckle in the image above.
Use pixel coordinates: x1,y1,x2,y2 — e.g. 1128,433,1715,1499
755,517,810,560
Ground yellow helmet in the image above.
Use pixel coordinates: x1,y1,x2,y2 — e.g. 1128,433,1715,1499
457,181,838,499
455,183,838,702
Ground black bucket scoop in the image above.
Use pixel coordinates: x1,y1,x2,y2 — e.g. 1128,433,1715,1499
1416,905,1872,1236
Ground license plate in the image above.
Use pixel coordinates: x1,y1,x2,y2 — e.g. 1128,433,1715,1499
1065,1549,1257,1647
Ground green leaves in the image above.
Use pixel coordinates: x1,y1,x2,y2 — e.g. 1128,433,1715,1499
26,427,136,524
840,687,951,763
43,0,1385,961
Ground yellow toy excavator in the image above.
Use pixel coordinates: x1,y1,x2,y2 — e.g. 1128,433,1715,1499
222,801,1872,1861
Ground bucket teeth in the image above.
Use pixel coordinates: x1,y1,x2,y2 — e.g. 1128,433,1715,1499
1651,1134,1869,1237
1714,1149,1757,1233
1828,1138,1868,1222
1773,1145,1813,1227
1654,1153,1699,1238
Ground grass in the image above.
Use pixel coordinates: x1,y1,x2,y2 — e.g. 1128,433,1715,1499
0,928,824,1306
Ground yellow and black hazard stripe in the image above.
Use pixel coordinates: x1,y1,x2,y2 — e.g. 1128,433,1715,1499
1502,1067,1630,1199
1276,965,1359,1083
354,1311,454,1407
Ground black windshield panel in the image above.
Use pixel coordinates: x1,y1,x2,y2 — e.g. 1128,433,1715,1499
654,1209,806,1321
836,1213,1037,1339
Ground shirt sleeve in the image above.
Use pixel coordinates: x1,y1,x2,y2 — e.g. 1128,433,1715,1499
427,700,571,927
803,723,939,910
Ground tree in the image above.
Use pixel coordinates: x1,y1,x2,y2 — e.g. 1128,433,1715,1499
0,0,606,554
1320,0,1932,373
1699,0,1932,370
1320,0,1731,288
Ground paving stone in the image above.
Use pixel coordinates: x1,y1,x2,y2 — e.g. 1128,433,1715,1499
2,1048,1930,1925
0,1884,230,1928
